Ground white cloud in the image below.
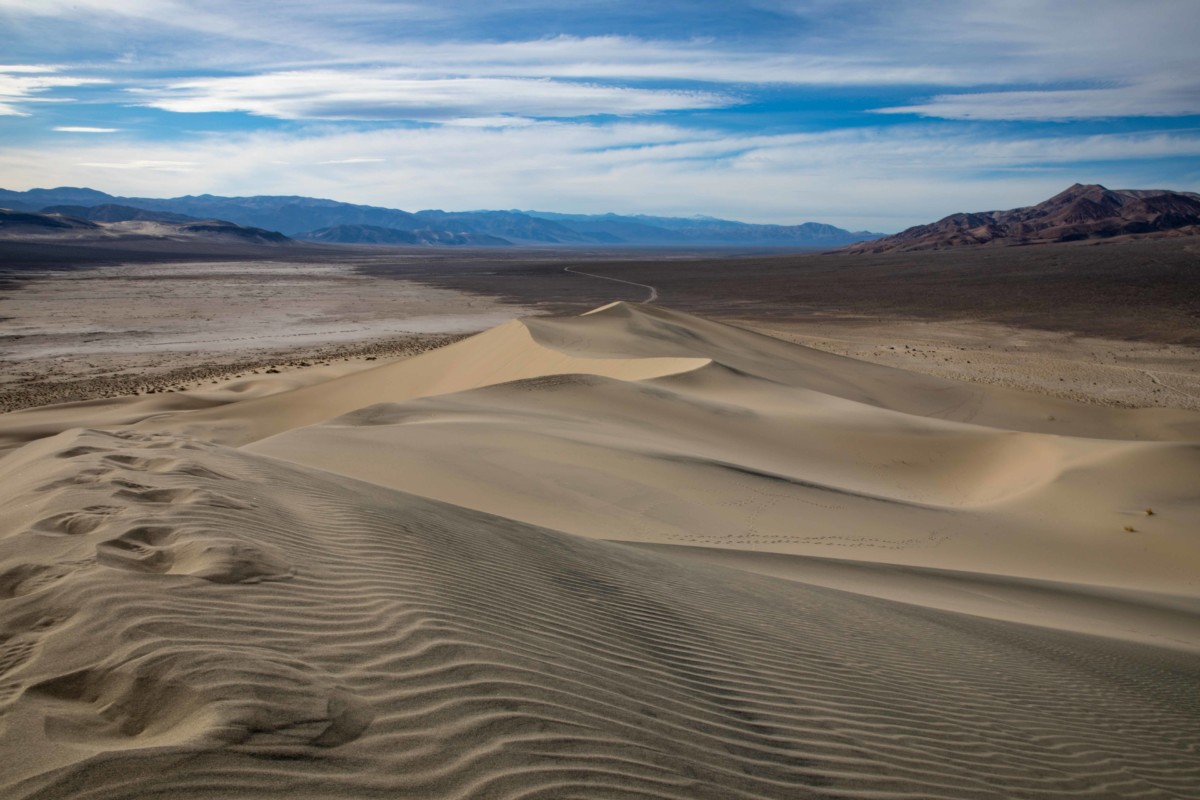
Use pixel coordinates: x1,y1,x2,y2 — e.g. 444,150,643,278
876,80,1200,121
5,2,1198,122
131,71,736,120
2,1,1175,89
0,1,169,12
0,64,107,115
54,126,119,132
317,157,385,164
77,159,198,171
442,116,538,128
854,1,1200,120
0,63,64,72
297,37,966,86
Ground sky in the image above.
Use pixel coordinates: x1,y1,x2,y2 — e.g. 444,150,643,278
1,1,1199,232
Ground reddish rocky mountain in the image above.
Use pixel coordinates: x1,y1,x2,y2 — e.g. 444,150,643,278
843,184,1200,253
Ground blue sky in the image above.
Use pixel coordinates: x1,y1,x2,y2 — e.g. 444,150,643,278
1,0,1198,231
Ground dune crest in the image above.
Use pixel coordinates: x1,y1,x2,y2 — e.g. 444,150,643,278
140,317,710,446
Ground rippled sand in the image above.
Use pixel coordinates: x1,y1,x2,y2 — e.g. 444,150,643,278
1,302,1198,798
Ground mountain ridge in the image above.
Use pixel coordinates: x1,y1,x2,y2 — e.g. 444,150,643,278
0,206,291,245
0,186,882,247
842,183,1200,253
298,223,511,247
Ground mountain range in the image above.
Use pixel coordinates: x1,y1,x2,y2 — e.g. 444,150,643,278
0,204,289,246
0,187,882,248
843,184,1200,253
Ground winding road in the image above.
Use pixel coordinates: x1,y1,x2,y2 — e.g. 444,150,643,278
563,265,659,303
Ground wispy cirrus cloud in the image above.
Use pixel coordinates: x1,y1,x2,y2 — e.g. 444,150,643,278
77,159,198,172
131,71,738,120
317,157,385,164
856,0,1200,121
281,36,968,86
877,79,1200,122
54,125,119,132
6,3,1198,123
0,64,107,115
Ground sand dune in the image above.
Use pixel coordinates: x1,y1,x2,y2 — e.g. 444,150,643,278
3,429,1199,799
0,361,377,457
254,304,1200,595
138,318,708,446
1,303,1198,798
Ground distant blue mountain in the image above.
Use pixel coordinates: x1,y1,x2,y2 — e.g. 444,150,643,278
523,210,884,245
300,224,511,247
0,187,884,247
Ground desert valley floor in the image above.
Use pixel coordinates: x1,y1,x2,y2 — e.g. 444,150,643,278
0,245,1198,799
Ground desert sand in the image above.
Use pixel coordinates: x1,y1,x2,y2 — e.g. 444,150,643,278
742,317,1200,411
1,300,1198,798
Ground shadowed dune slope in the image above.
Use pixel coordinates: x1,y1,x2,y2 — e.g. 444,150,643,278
1,429,1199,799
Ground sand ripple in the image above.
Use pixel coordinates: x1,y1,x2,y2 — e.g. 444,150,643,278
0,429,1197,798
